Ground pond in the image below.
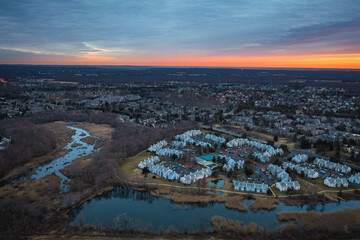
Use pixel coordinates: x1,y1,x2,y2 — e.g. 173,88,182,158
208,179,225,197
208,179,225,188
70,187,360,232
32,124,101,192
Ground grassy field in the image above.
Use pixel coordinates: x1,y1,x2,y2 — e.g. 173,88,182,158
118,150,153,176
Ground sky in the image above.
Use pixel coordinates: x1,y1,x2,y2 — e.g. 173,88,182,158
0,0,360,68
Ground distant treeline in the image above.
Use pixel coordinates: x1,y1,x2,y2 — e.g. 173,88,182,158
26,110,121,127
1,65,360,93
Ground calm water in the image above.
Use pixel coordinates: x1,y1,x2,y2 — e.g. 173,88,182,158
208,179,225,197
32,124,100,192
208,179,225,188
70,187,360,232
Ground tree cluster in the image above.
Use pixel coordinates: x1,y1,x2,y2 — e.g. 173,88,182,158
0,119,57,178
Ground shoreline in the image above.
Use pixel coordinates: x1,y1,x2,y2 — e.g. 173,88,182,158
62,183,360,240
65,180,360,221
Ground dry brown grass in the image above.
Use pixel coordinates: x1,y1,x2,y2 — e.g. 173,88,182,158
250,196,279,212
150,188,172,197
0,174,63,212
277,207,360,232
223,195,247,212
81,136,97,145
211,216,264,234
169,192,221,203
76,122,113,141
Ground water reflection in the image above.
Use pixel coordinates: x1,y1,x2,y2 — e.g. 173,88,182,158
208,179,225,188
32,124,101,192
70,187,360,232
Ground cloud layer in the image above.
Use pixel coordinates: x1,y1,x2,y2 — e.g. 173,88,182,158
0,0,359,68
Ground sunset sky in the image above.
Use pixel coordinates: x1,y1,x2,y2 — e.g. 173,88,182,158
0,0,360,68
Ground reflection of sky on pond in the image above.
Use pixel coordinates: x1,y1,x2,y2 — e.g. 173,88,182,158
71,187,360,232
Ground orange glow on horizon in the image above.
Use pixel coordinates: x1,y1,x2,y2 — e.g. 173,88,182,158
2,53,360,69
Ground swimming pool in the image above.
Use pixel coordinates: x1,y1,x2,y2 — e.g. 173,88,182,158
199,154,216,161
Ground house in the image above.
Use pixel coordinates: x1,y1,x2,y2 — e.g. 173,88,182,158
175,129,202,141
138,156,160,169
233,180,269,193
283,161,295,170
156,148,183,158
291,181,301,190
326,162,336,170
205,134,226,143
180,175,192,184
292,154,308,163
276,182,288,191
246,182,255,192
336,178,349,187
148,140,167,152
278,171,291,182
267,164,291,182
221,155,244,172
254,183,263,193
276,181,300,191
304,169,319,179
195,141,212,148
314,158,351,173
240,182,246,191
324,177,348,188
260,184,268,193
226,138,283,157
180,167,212,185
348,173,360,184
314,158,326,167
172,141,186,148
253,152,269,163
233,180,240,191
324,177,336,187
0,137,10,151
149,162,181,181
290,164,319,179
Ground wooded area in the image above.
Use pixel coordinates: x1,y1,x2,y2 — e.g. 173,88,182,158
0,119,57,178
0,110,198,237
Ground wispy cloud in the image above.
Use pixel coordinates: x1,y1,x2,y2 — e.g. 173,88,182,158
0,0,359,67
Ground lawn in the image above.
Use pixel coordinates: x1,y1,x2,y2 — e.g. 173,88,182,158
118,150,153,176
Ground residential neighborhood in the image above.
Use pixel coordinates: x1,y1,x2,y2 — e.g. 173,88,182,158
137,127,360,194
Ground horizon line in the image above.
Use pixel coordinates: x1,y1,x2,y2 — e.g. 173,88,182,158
0,63,359,71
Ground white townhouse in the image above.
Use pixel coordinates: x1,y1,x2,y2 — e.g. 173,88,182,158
324,177,348,188
138,156,160,169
